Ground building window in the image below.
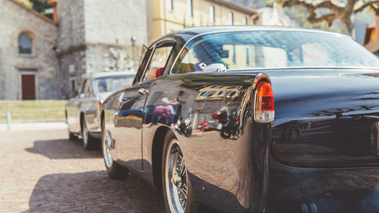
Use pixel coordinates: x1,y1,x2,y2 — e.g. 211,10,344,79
229,12,234,25
188,0,193,17
246,48,250,65
19,33,32,54
243,17,248,25
167,0,173,11
209,6,215,23
233,45,236,64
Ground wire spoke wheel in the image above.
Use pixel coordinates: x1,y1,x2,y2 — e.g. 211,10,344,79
82,123,89,147
102,128,113,168
165,138,188,213
101,119,127,179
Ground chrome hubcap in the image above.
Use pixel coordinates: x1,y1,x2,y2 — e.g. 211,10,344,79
103,130,113,167
83,126,88,146
165,139,188,213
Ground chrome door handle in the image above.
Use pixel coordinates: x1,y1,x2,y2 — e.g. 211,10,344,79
138,88,149,95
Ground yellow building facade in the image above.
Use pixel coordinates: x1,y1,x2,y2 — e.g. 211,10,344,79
151,0,256,42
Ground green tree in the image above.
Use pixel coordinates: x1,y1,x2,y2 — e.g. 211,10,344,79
277,0,379,36
30,0,48,13
284,6,339,32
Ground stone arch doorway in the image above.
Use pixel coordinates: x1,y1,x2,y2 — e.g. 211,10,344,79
19,69,37,100
21,74,36,100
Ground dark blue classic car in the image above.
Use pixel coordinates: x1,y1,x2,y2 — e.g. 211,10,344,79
100,26,379,213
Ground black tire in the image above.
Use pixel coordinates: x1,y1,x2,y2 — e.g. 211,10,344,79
185,126,192,137
81,119,96,150
68,128,78,140
66,110,78,140
101,119,128,179
370,122,379,155
220,127,231,139
162,131,197,213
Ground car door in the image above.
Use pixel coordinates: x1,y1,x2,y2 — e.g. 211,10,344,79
67,79,89,134
81,80,99,132
111,39,175,170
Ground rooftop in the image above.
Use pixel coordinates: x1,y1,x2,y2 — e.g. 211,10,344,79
166,25,347,40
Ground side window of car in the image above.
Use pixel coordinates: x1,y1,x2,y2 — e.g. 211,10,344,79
142,44,173,81
173,41,221,74
179,44,206,74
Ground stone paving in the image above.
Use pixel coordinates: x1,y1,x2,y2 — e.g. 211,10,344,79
0,122,164,213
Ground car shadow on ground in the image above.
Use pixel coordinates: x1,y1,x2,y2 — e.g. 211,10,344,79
23,171,165,212
25,138,102,159
23,138,222,212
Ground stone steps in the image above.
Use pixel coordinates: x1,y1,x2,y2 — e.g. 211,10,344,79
0,100,68,121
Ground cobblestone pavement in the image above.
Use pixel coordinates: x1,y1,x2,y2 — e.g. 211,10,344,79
0,122,164,213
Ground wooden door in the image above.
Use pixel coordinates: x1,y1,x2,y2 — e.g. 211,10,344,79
21,74,36,100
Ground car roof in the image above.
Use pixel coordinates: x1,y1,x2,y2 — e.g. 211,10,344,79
83,71,136,80
159,25,349,43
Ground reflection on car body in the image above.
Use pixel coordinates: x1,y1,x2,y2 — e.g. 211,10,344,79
100,26,379,213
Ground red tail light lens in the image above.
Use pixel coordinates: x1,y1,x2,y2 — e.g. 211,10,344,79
255,82,275,123
98,100,103,112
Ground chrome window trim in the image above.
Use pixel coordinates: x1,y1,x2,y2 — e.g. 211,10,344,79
138,38,176,83
168,28,352,75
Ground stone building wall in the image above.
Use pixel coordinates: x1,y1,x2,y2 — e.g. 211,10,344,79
57,0,86,99
84,0,148,74
58,51,86,97
57,0,86,51
84,0,148,47
86,44,144,74
0,0,59,100
57,0,148,98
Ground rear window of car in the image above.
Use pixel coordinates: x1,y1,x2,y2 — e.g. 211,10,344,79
95,76,134,93
172,30,379,74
